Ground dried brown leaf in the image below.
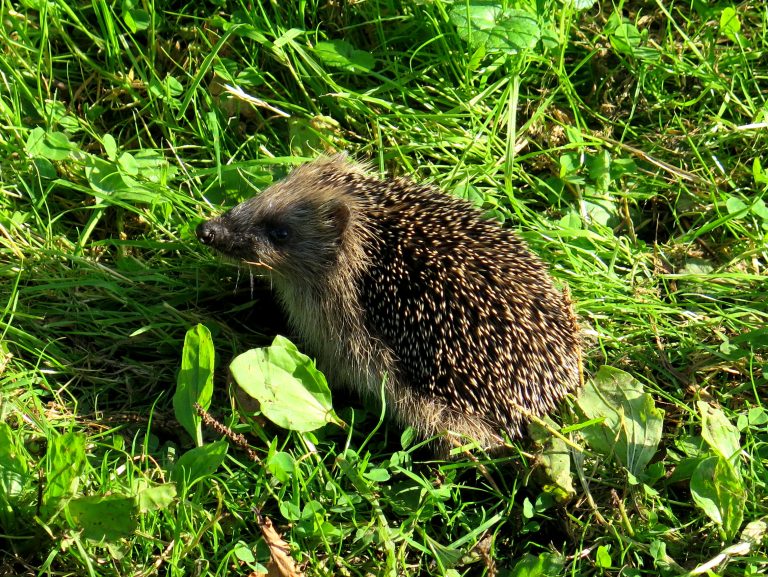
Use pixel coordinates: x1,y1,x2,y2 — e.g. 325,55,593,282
258,516,305,577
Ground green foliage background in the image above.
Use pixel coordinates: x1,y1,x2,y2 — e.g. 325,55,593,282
1,0,767,575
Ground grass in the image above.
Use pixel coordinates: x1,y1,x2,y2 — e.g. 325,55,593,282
1,0,767,575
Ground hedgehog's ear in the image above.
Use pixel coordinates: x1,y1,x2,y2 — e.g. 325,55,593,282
327,200,351,235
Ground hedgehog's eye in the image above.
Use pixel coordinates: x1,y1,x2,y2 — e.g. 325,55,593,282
266,225,291,245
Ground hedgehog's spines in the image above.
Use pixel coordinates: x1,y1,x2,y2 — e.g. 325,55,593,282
197,154,582,451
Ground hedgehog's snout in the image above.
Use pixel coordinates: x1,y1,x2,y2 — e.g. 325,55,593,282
196,219,230,247
197,216,260,261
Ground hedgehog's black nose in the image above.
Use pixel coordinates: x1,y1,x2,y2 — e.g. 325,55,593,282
196,220,226,246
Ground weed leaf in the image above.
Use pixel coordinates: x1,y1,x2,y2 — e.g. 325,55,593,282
509,552,565,576
266,451,296,484
610,23,641,56
528,418,575,502
68,494,138,541
171,440,228,491
691,456,746,540
173,324,215,446
449,2,540,55
137,484,177,512
0,424,30,530
698,401,741,463
24,127,73,161
231,335,343,432
719,7,741,42
576,366,664,480
42,432,86,518
314,40,375,72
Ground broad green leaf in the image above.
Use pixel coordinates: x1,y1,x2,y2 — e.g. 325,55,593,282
364,468,391,483
726,195,748,215
103,133,118,161
400,427,417,450
164,75,183,97
266,451,295,484
42,432,87,518
737,407,768,431
0,423,31,530
753,158,768,184
679,258,714,275
231,335,343,432
137,484,177,512
171,440,228,491
576,366,664,479
24,127,73,161
288,115,341,157
118,151,139,176
595,545,612,568
583,195,620,228
84,156,136,194
68,494,138,541
280,500,302,521
123,8,150,32
273,27,304,49
528,418,575,503
509,552,565,577
691,456,746,540
233,542,256,563
173,324,214,446
649,540,669,570
610,23,641,56
588,150,612,193
0,423,27,475
751,199,768,220
570,0,596,9
449,3,540,55
314,40,375,72
719,7,741,42
698,402,741,463
423,533,463,570
132,149,179,184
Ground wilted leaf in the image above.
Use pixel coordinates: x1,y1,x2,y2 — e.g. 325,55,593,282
231,335,343,432
576,366,664,479
528,418,575,503
258,515,305,577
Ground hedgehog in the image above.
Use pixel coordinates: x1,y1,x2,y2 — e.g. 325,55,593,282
196,155,581,451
